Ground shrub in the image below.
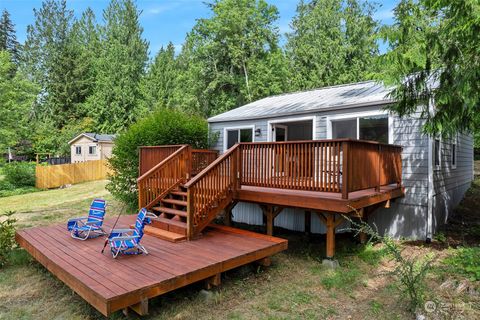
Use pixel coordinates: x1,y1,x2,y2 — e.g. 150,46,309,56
3,162,36,188
443,246,480,281
106,108,212,208
0,179,15,191
345,216,433,312
0,211,17,268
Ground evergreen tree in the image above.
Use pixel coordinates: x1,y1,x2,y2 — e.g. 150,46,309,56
379,0,480,136
140,42,177,111
86,0,149,132
0,51,38,153
22,0,84,128
176,0,284,117
0,9,20,65
286,0,379,90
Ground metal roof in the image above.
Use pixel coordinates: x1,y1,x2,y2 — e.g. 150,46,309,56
68,133,116,145
208,80,393,123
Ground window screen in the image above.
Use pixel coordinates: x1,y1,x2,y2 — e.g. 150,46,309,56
89,146,96,155
332,119,357,139
240,129,253,142
75,146,81,155
227,130,239,149
359,116,389,144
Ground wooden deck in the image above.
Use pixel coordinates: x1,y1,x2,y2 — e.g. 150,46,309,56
236,184,404,213
15,215,288,316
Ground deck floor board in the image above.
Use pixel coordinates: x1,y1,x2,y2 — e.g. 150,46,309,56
16,215,288,316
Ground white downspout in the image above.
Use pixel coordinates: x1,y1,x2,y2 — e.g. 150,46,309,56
427,135,433,241
426,100,435,242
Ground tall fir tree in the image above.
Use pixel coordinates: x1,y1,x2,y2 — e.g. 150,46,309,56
175,0,285,117
286,0,379,91
0,9,20,66
86,0,148,132
22,0,86,128
140,42,178,111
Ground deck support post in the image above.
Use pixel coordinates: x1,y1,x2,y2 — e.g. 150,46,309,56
205,273,221,290
223,201,237,227
316,212,344,259
126,298,149,316
305,211,311,235
260,205,284,236
256,256,271,267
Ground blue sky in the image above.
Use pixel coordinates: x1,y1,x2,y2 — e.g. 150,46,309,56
2,0,398,56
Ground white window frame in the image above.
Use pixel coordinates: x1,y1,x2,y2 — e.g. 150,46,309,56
272,124,288,141
88,145,97,155
326,110,393,144
75,146,82,155
223,125,255,152
434,138,441,171
267,116,317,142
451,135,457,169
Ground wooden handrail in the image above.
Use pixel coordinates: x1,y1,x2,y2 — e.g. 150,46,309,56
184,144,239,188
137,145,191,209
137,145,189,182
185,144,240,238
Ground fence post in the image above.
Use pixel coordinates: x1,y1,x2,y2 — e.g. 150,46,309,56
341,141,349,199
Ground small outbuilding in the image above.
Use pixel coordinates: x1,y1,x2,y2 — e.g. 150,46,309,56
68,133,116,163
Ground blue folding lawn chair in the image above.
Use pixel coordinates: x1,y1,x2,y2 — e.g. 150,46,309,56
67,198,107,240
107,208,155,259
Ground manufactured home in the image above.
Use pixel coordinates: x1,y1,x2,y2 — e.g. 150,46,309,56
208,80,474,240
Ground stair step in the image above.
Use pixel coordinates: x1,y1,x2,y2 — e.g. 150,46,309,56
143,225,186,243
152,206,187,217
151,217,187,235
171,190,187,197
162,198,187,207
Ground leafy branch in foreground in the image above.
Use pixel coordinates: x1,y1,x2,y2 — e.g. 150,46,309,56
0,210,17,268
342,214,434,312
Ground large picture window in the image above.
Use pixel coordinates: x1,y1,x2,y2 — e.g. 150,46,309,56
225,127,253,150
330,114,389,144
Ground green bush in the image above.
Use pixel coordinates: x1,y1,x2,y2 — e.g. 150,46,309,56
106,108,212,208
443,247,480,281
3,162,36,188
0,179,15,191
0,211,17,268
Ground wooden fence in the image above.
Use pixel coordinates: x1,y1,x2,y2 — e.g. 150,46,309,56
36,160,110,189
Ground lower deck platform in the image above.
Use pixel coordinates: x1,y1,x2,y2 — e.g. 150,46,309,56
15,215,288,316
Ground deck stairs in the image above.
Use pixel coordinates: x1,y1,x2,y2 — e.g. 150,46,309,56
137,145,234,242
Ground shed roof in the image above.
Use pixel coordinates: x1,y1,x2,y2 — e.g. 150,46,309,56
208,80,393,123
68,133,116,145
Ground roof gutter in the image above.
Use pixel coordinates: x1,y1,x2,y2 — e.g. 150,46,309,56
207,99,395,123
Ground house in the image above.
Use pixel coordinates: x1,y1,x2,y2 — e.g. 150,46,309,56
68,133,116,163
207,80,474,240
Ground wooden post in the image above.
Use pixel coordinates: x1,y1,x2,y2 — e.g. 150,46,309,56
223,201,237,226
325,214,335,259
304,211,311,234
342,141,349,199
205,273,221,290
186,188,194,240
256,257,271,267
316,212,344,259
127,298,148,316
261,205,283,236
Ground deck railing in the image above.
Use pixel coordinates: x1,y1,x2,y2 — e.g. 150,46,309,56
137,145,191,209
237,139,402,199
184,145,239,238
139,146,218,177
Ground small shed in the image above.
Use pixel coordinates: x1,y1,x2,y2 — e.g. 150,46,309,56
68,133,116,163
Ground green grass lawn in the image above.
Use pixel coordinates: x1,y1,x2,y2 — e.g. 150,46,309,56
0,180,479,319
